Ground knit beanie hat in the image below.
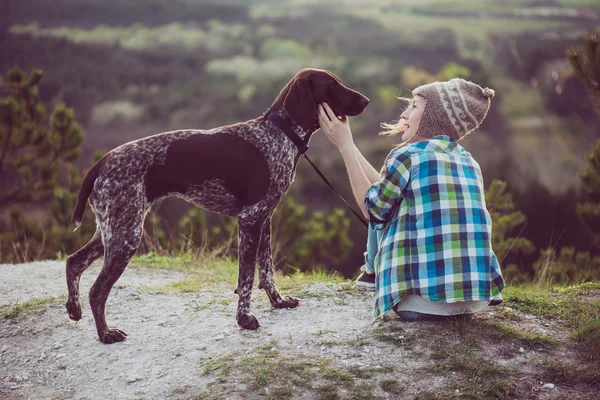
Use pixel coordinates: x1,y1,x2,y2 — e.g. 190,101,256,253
412,78,495,141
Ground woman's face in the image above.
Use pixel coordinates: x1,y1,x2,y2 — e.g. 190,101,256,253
400,95,426,142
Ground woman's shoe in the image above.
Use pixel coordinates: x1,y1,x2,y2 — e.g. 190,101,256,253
356,266,375,291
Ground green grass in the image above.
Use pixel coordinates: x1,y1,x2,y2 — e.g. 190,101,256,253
540,359,600,388
131,251,348,294
1,295,66,319
503,284,600,331
380,378,406,394
500,283,600,389
424,333,525,399
198,342,397,400
482,320,558,349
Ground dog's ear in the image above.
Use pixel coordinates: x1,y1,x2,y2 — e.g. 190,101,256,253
283,79,316,132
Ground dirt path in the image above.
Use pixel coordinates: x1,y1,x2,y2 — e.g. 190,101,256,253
0,261,595,399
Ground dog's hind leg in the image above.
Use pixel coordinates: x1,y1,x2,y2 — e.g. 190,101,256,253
235,217,265,330
65,229,104,321
89,218,143,344
257,217,299,309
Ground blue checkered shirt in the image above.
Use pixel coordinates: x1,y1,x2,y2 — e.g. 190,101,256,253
364,135,505,318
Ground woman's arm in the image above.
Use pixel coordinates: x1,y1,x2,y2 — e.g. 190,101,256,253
354,144,380,184
339,146,371,219
317,103,371,218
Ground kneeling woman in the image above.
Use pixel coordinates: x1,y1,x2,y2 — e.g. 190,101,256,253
317,78,504,321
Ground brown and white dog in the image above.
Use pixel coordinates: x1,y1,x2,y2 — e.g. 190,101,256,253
65,68,369,343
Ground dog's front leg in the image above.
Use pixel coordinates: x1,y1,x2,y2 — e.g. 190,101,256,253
235,218,263,330
257,218,299,309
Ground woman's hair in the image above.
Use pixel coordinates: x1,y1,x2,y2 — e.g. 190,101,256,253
378,96,413,137
378,95,421,153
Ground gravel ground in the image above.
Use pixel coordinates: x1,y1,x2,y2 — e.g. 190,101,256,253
0,261,591,400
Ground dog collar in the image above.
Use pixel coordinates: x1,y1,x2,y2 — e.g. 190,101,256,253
262,107,368,228
262,108,309,154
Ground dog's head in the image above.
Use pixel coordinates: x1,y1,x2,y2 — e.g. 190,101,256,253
273,68,369,132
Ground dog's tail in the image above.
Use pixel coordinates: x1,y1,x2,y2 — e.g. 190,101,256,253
72,156,106,231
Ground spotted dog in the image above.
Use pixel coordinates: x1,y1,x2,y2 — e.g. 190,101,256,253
65,68,369,344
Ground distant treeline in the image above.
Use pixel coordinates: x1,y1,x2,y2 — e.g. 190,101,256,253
1,1,599,277
2,0,248,30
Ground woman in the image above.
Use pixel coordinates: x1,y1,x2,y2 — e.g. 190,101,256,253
317,78,504,321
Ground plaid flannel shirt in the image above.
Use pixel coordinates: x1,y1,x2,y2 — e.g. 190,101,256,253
364,135,504,318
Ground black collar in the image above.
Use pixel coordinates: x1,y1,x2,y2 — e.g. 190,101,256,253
262,107,369,228
263,108,309,154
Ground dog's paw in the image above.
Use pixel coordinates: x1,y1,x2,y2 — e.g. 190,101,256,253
272,296,300,309
65,299,82,321
98,328,128,344
237,313,260,330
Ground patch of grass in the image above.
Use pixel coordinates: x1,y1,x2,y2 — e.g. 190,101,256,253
347,365,395,379
269,385,294,399
130,252,201,271
414,392,442,400
132,252,346,295
540,359,600,388
348,382,375,400
312,329,336,336
188,299,231,311
321,366,353,382
278,273,347,297
201,352,238,376
493,308,524,322
372,323,411,346
422,324,526,399
380,378,405,394
483,320,558,349
321,336,369,347
553,281,600,297
200,346,383,399
503,284,600,331
572,320,600,363
503,283,600,366
315,384,340,400
1,295,66,319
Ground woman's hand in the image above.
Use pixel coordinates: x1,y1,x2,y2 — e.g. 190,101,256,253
318,103,353,152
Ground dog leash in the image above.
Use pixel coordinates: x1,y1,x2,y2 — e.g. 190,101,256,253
263,108,369,228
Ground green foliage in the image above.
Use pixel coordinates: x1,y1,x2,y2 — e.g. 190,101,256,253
437,62,471,81
568,31,600,246
260,38,310,60
0,67,96,262
567,31,600,121
485,180,535,283
139,195,352,274
177,207,238,255
534,246,600,285
271,196,352,273
577,139,600,245
0,67,84,203
0,206,45,262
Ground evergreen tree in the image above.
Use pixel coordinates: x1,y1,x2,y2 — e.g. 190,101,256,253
0,67,84,203
0,67,93,262
567,31,600,246
485,179,535,283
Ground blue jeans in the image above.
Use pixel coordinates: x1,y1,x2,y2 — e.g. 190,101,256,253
363,222,384,274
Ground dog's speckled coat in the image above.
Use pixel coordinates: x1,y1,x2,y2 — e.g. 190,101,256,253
65,69,369,344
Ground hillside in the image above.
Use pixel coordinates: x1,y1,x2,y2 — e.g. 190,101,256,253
1,257,599,399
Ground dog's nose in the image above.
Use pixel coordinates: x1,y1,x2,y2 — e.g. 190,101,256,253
359,96,369,108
